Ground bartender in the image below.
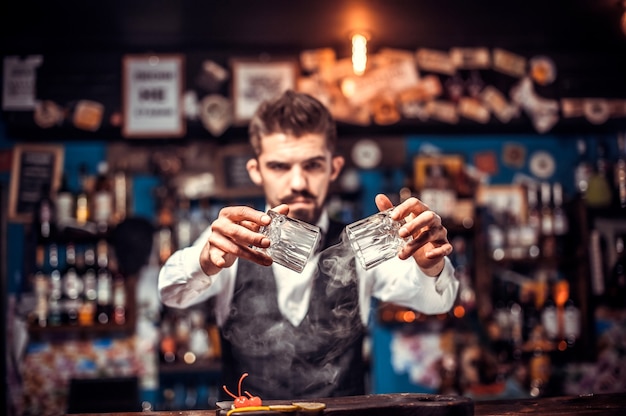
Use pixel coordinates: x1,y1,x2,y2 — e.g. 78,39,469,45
158,90,459,400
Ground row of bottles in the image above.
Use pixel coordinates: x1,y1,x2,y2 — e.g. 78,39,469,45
30,240,127,329
487,273,581,396
153,188,226,265
35,161,130,243
159,307,221,365
484,181,568,261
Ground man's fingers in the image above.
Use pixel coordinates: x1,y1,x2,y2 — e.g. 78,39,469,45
208,234,272,267
399,210,443,239
220,206,271,226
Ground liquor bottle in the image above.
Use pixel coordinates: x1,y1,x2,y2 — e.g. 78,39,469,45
92,161,113,234
188,309,211,360
75,164,90,226
495,279,523,357
160,318,177,364
62,242,83,325
55,173,74,229
112,271,127,326
527,183,541,233
552,183,568,236
157,192,176,265
34,183,56,244
78,244,97,326
47,243,63,326
174,314,192,363
528,345,552,397
563,297,581,349
540,182,557,258
574,138,592,195
96,239,113,324
552,279,571,352
32,245,49,327
540,182,553,236
541,281,559,341
614,133,626,208
509,297,523,355
519,285,537,343
519,183,541,258
606,235,626,309
112,162,129,226
176,198,192,249
586,140,613,208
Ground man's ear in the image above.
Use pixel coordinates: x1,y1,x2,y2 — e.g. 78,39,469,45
246,158,263,185
330,155,345,181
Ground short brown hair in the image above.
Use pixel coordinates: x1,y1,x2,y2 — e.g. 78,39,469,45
248,90,338,155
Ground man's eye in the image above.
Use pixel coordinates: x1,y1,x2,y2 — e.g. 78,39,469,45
304,161,323,171
268,163,289,171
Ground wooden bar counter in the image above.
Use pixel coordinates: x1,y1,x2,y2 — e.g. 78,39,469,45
69,392,626,416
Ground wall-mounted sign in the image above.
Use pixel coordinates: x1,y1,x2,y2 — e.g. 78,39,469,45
9,144,63,222
2,55,43,111
231,59,297,124
122,54,185,138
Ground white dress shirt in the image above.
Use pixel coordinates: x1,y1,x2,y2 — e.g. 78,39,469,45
158,210,459,327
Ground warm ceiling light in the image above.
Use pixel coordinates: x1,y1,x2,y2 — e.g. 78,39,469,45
351,32,368,75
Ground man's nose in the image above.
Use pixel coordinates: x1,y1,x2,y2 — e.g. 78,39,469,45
289,166,307,190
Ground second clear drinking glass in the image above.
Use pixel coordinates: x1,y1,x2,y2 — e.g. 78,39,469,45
346,208,411,270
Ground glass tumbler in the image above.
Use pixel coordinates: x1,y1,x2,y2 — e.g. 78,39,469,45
256,210,321,273
346,208,411,270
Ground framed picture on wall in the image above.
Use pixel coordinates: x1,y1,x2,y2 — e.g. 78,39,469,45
414,154,466,194
9,144,64,222
231,59,297,124
122,54,185,138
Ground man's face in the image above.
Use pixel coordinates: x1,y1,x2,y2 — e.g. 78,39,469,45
246,132,344,224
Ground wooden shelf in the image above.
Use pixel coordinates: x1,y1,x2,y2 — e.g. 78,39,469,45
159,359,222,376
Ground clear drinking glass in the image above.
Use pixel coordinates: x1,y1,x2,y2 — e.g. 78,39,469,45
346,208,411,270
256,210,321,273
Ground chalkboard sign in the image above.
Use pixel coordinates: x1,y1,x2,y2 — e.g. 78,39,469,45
215,143,263,198
224,154,256,189
9,144,63,222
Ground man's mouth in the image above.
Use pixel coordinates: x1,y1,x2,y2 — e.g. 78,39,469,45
282,194,315,206
288,199,313,206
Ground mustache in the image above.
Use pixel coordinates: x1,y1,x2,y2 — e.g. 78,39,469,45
280,191,316,204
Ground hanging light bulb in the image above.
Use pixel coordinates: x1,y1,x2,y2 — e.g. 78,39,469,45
351,32,368,76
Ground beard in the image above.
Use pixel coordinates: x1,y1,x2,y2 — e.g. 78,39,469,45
280,191,322,225
289,206,320,224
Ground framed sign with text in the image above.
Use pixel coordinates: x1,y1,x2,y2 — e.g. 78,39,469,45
122,54,185,138
231,59,297,124
9,144,63,222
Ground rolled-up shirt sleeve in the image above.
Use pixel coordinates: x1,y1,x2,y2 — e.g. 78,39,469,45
158,244,214,308
158,226,236,315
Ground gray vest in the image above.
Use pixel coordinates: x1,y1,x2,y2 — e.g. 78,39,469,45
219,220,366,400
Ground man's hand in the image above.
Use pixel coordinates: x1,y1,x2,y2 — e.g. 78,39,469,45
199,204,290,276
375,194,452,277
